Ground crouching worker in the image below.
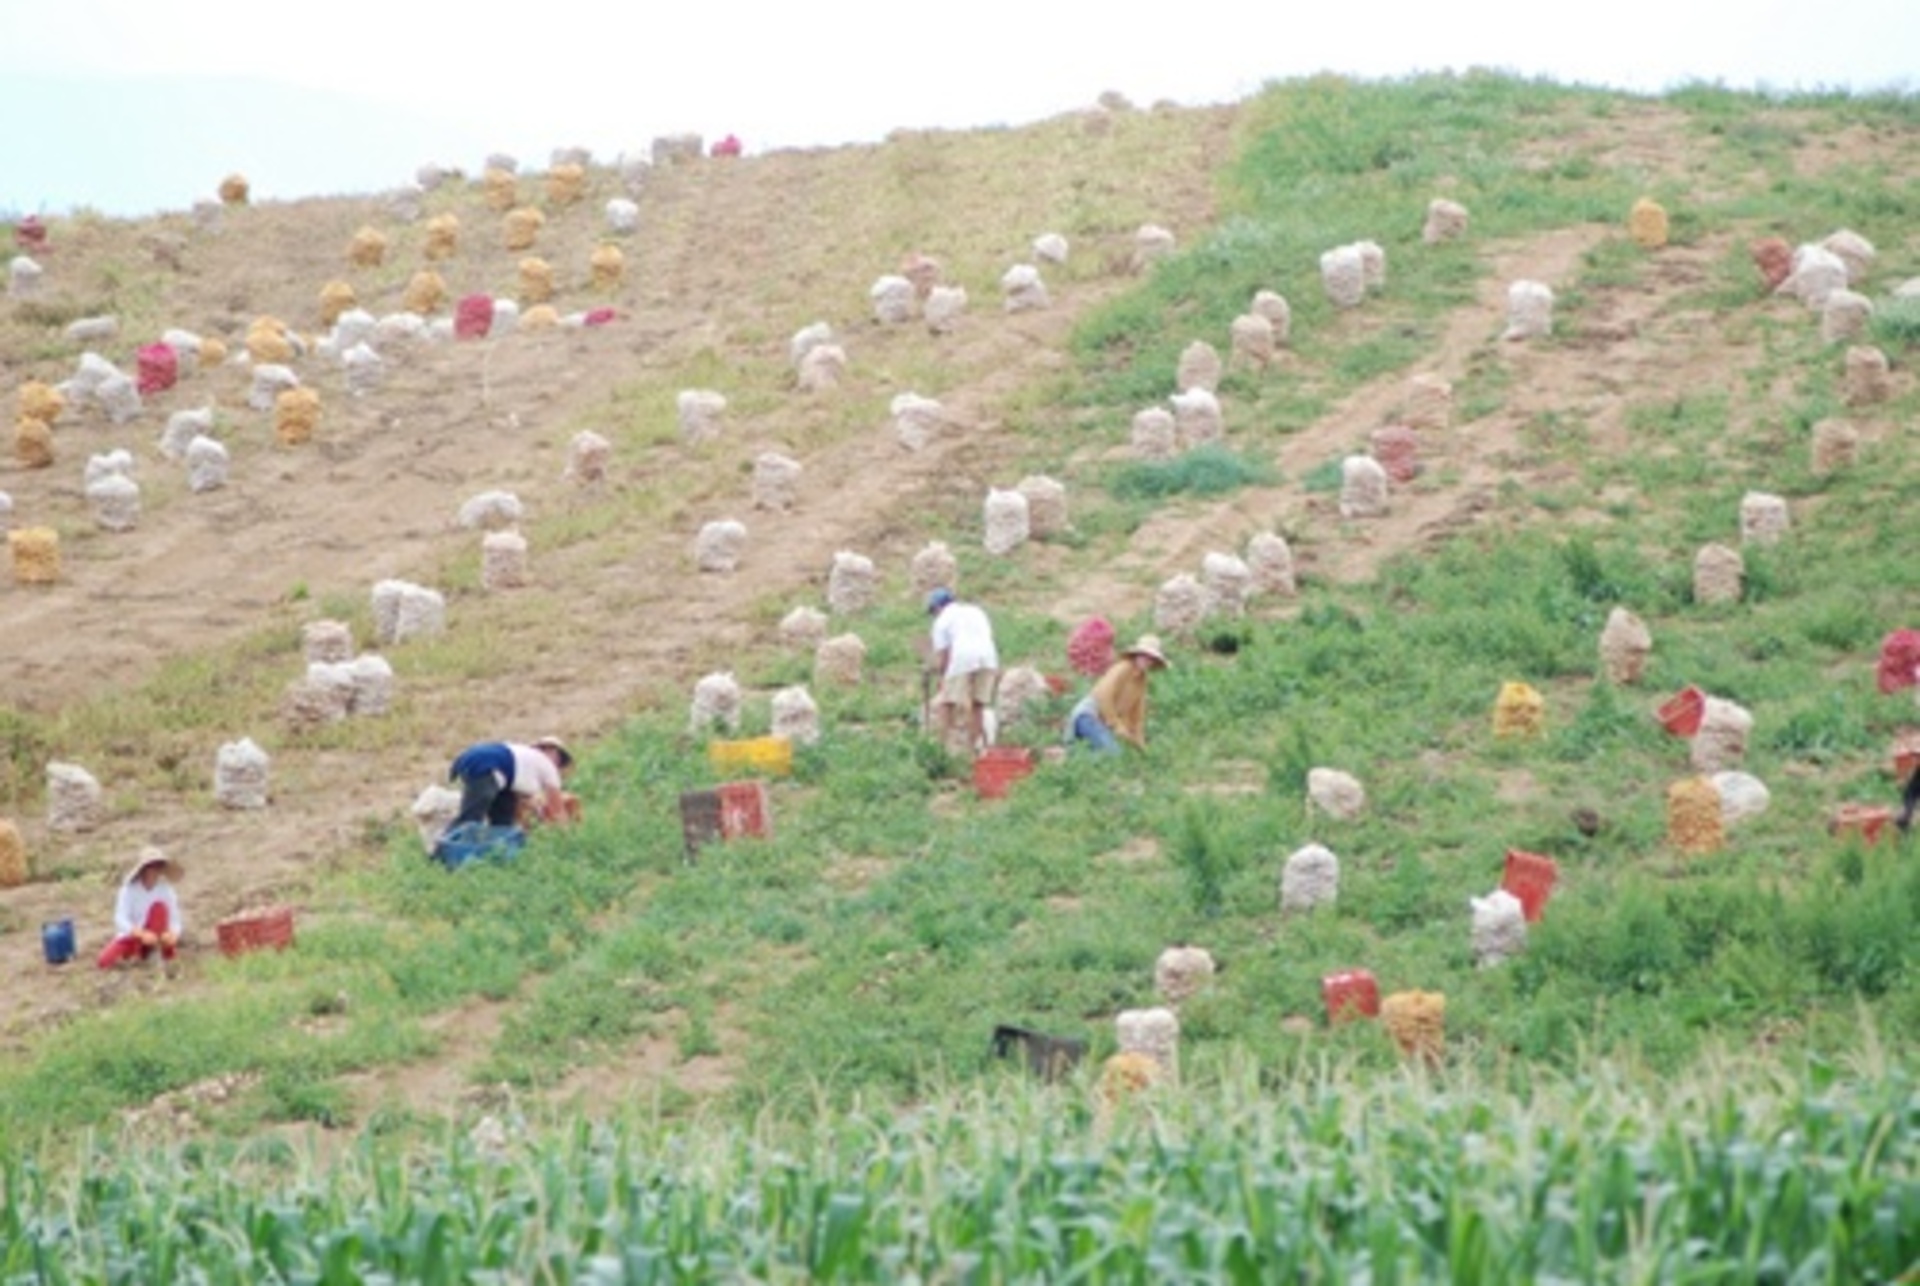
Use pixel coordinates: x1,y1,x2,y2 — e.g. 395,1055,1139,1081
447,736,576,832
97,847,184,969
1066,635,1171,755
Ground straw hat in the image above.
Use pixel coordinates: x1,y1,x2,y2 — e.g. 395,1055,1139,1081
1124,634,1171,668
532,735,574,768
128,846,182,882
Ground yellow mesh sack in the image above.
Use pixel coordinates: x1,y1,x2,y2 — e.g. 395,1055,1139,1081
200,336,228,367
1098,1051,1160,1105
1667,776,1723,855
518,258,554,304
504,207,545,252
1492,681,1545,738
423,213,460,261
275,387,322,446
318,280,357,326
19,380,63,424
9,527,60,583
402,270,447,315
546,162,586,207
482,167,518,212
246,318,294,365
519,304,561,331
14,416,53,469
1381,990,1446,1061
218,173,250,205
590,243,625,290
1628,197,1669,250
347,226,387,267
0,819,25,888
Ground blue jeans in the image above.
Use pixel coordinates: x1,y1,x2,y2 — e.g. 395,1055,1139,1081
1070,711,1121,755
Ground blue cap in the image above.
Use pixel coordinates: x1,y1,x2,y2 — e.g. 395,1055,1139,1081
926,587,955,615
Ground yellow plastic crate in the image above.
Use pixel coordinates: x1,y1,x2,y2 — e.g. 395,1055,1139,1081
707,735,793,777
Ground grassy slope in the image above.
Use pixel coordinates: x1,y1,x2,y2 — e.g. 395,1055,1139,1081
0,71,1916,1275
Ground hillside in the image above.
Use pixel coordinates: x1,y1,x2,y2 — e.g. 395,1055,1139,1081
2,74,1918,1144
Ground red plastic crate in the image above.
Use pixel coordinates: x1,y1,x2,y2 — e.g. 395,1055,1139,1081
1657,686,1705,737
716,780,772,840
973,747,1036,799
215,906,295,958
1501,850,1559,923
1321,969,1380,1025
1829,803,1894,846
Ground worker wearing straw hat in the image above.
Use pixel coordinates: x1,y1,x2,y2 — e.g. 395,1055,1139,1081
97,847,185,968
1065,635,1171,754
445,736,576,833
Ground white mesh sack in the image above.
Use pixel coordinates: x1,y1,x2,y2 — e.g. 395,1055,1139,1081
983,489,1030,556
695,520,748,573
789,321,835,369
870,274,918,325
605,197,640,234
677,389,727,445
1017,475,1068,539
86,473,140,532
567,430,612,482
1779,244,1847,309
481,530,529,590
159,406,215,460
1131,407,1177,459
185,436,229,493
1246,532,1297,598
827,550,877,614
690,671,744,734
1170,388,1222,449
1177,340,1222,394
1820,291,1872,344
753,453,803,510
1250,290,1291,343
1229,313,1274,367
771,685,822,746
1154,945,1216,1005
1307,768,1365,820
1503,281,1554,340
343,343,384,397
1153,572,1207,635
1339,455,1389,518
1032,232,1069,265
1202,552,1252,618
459,490,524,532
248,364,300,412
1471,889,1527,968
1000,264,1049,312
779,605,829,647
96,372,141,425
1739,492,1790,546
924,285,968,335
84,449,134,486
910,541,957,595
1423,198,1469,243
1319,244,1366,309
303,619,354,665
411,784,460,851
796,344,847,393
994,665,1053,729
814,633,867,687
891,393,944,451
46,761,105,833
1280,843,1339,912
1116,1007,1179,1078
392,583,447,644
214,738,271,810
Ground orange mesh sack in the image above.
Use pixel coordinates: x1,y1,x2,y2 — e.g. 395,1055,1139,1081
218,173,250,205
504,207,545,251
590,244,625,290
9,527,60,584
1628,197,1669,249
318,280,357,326
1381,990,1445,1061
402,270,447,315
1492,681,1545,738
275,388,321,446
546,163,586,207
347,226,387,267
0,819,26,888
518,258,554,304
19,380,63,424
14,417,53,469
1667,776,1724,855
424,213,460,261
483,167,518,210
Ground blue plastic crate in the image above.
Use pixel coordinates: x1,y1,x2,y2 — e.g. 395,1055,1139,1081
433,822,527,870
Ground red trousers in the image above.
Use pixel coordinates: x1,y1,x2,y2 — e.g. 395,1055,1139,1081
97,902,175,969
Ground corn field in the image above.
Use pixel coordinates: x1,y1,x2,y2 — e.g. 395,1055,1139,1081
3,1061,1912,1283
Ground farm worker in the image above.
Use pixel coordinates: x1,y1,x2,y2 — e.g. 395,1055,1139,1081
926,587,1001,754
97,847,184,968
446,736,575,831
1065,635,1171,754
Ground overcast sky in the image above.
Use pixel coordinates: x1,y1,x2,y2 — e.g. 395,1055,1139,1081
2,0,1915,218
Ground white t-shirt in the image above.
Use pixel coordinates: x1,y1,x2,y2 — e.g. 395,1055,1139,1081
931,602,999,678
508,743,563,798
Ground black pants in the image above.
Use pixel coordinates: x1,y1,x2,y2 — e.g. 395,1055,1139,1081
454,773,519,828
1901,769,1920,833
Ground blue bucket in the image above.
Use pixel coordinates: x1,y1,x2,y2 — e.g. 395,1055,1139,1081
42,918,75,966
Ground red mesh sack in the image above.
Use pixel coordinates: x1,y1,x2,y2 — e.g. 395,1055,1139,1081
454,294,494,340
1749,237,1793,291
582,307,617,327
710,135,742,158
1066,617,1115,677
1370,425,1419,483
15,216,47,251
1876,629,1920,694
136,343,178,396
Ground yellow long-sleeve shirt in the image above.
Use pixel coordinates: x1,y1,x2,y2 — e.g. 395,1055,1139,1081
1088,658,1151,748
